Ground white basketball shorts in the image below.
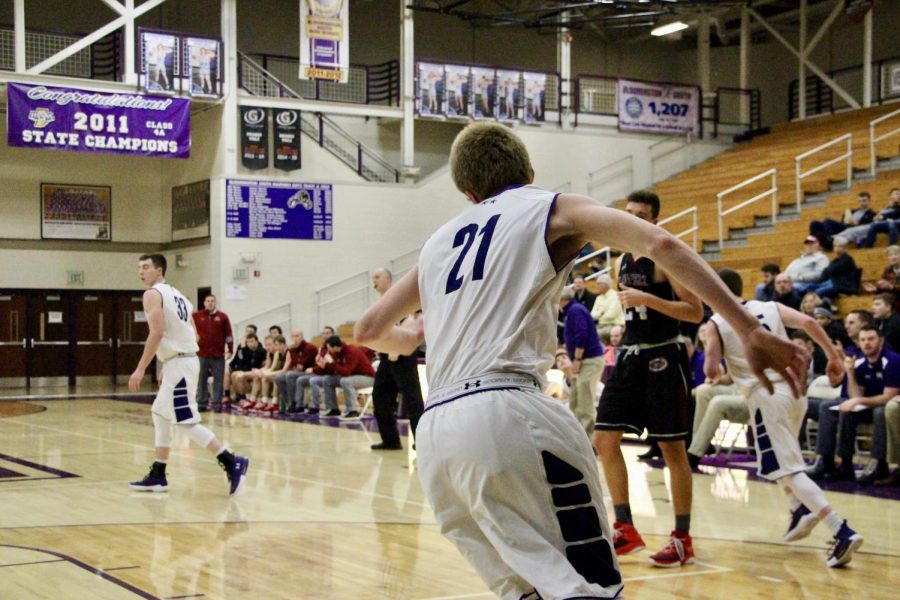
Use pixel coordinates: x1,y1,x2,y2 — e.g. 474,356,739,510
747,385,807,481
151,356,201,425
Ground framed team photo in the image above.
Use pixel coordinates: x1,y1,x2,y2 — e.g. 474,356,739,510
417,62,445,117
140,30,178,94
471,67,496,120
171,180,211,241
41,183,111,241
496,70,522,122
445,65,470,118
184,37,221,97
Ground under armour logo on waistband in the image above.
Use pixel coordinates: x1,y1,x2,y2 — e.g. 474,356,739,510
464,380,482,390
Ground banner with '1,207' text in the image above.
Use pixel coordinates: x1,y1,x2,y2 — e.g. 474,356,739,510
617,78,700,136
6,83,191,158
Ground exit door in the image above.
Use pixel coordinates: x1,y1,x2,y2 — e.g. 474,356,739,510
28,293,71,387
0,293,27,388
73,294,115,386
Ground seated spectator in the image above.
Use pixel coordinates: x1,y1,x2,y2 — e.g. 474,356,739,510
785,236,829,288
549,348,573,401
810,191,875,250
571,276,596,312
686,371,747,470
754,263,780,301
591,274,625,336
873,293,900,350
274,329,319,414
249,335,288,414
813,307,851,348
302,326,337,415
879,398,900,486
309,335,376,419
862,245,900,294
791,329,827,383
602,324,624,367
859,188,900,248
223,323,257,404
795,237,859,298
229,333,266,403
808,326,900,483
800,291,824,316
773,273,802,311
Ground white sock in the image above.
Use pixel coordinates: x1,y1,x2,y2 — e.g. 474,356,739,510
823,510,844,535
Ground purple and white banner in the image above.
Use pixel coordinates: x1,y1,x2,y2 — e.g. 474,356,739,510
226,179,333,240
300,0,349,83
6,83,191,159
617,79,700,135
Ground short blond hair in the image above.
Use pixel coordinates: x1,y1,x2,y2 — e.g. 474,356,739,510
449,123,533,201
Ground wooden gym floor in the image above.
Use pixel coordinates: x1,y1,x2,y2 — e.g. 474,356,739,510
0,394,897,599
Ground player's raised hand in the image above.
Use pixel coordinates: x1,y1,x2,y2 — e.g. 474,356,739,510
743,326,809,397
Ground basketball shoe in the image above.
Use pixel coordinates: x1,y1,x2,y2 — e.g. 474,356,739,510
784,504,820,542
129,464,168,492
648,530,694,567
612,522,646,555
826,521,863,567
221,454,250,496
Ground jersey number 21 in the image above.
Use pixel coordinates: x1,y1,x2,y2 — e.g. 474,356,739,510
446,214,501,294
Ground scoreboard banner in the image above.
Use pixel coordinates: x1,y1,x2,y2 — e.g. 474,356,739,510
616,78,700,135
226,179,333,240
7,83,191,158
300,0,349,83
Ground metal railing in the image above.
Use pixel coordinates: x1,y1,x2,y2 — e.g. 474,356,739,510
649,134,695,182
789,55,900,120
658,206,699,252
711,87,762,137
587,156,634,203
388,246,422,281
795,133,852,207
0,25,92,77
238,52,400,183
716,169,778,248
235,303,293,339
870,107,900,176
577,247,613,281
315,271,372,333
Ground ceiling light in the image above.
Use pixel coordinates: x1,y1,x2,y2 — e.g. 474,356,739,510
651,21,688,36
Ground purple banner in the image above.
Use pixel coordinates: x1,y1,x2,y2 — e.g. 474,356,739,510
226,179,332,240
6,83,191,159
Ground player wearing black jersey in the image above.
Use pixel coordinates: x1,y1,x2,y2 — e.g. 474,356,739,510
593,190,703,568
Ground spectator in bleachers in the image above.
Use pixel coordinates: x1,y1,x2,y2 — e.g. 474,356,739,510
859,188,900,248
254,334,289,414
808,326,900,482
269,325,283,337
873,293,900,350
862,245,900,294
309,335,376,419
591,274,625,336
879,398,900,486
274,329,318,414
791,329,827,382
229,333,266,403
809,191,875,251
550,349,573,402
572,276,596,312
302,326,336,415
785,236,829,289
773,273,803,311
223,324,257,405
602,324,624,366
796,237,859,299
754,263,780,301
800,291,824,317
842,309,874,357
814,307,851,348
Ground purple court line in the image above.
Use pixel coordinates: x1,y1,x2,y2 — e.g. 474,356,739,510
104,565,141,571
0,453,80,479
167,595,205,599
0,544,159,599
0,558,65,568
0,476,72,484
0,466,26,478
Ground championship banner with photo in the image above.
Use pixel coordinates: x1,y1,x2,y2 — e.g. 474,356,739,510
300,0,349,83
172,180,210,241
617,79,700,135
496,70,521,122
240,106,269,170
184,37,221,97
471,67,496,120
140,31,178,94
523,72,547,124
226,180,333,240
273,109,302,171
417,63,445,116
6,83,190,159
41,184,111,241
445,65,470,118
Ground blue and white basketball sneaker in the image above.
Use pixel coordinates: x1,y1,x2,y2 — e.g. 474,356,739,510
826,521,863,567
129,470,168,493
227,455,250,496
784,504,819,542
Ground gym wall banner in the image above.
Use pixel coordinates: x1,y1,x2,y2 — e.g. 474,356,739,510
616,79,700,136
225,179,333,240
172,180,211,242
273,109,302,171
6,83,190,158
240,106,269,170
300,0,349,83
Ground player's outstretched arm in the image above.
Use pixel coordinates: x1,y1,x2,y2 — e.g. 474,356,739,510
549,193,808,396
355,266,424,356
777,304,844,387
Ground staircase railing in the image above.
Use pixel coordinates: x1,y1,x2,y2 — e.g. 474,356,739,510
234,303,293,338
388,247,422,280
238,52,399,183
870,107,900,177
794,133,852,207
717,169,778,248
587,156,634,203
315,271,372,333
658,206,699,252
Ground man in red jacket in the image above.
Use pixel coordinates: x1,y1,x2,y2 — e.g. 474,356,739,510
309,335,375,419
275,329,320,414
192,294,234,412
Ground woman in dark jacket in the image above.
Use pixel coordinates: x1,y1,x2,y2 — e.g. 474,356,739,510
800,236,859,298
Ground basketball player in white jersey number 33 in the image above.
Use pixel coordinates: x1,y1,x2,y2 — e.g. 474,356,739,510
128,254,249,495
354,123,808,600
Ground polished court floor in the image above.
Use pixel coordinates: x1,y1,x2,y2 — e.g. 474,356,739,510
0,393,897,599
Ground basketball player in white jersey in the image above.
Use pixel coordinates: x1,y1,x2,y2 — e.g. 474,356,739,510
128,254,250,495
354,123,808,599
703,269,863,567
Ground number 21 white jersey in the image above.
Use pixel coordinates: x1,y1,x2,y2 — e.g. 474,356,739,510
152,282,199,361
418,184,572,393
